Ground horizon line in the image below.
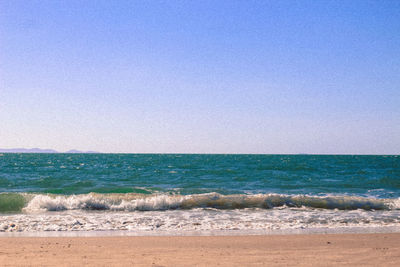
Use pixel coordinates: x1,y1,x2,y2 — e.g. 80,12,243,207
0,151,398,156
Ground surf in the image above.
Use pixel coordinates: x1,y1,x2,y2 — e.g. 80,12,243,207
0,192,398,213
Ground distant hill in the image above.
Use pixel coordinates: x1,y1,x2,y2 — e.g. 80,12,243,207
64,149,99,154
0,148,100,153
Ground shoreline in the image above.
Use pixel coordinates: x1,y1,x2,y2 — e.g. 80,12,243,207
1,233,399,266
1,225,400,238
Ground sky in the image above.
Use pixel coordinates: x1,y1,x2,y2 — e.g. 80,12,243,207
0,0,399,154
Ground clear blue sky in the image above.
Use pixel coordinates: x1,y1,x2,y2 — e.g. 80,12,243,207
1,0,399,154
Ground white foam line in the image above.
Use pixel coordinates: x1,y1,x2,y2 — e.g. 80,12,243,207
1,226,400,238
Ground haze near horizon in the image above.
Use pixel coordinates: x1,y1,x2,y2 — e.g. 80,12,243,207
1,0,399,154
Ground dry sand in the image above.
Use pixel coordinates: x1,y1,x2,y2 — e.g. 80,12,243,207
0,233,399,266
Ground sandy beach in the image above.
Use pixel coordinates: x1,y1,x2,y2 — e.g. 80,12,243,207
0,233,399,266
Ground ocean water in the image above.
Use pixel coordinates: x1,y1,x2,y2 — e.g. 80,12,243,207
0,153,399,235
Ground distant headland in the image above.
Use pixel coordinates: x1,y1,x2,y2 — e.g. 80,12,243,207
0,148,99,153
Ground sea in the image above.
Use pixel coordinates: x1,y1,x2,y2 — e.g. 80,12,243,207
0,153,399,236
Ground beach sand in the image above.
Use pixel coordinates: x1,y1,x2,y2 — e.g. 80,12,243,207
0,233,399,266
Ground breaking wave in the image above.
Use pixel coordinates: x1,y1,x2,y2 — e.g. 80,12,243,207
0,192,399,213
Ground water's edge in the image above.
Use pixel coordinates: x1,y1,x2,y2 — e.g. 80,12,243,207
1,226,400,237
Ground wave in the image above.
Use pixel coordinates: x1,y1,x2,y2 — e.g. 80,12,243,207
0,192,399,213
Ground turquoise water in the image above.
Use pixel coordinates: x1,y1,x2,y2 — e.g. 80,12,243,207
0,153,399,213
1,154,399,196
0,153,399,233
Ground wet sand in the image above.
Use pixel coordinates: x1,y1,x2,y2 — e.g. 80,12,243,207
0,233,399,266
